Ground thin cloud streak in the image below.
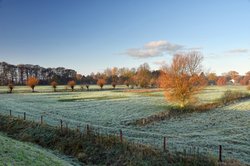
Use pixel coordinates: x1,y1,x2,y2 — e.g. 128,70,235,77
226,48,248,54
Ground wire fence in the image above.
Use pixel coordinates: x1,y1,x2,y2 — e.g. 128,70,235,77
0,108,227,163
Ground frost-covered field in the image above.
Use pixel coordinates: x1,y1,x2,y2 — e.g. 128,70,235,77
0,85,249,164
0,132,80,166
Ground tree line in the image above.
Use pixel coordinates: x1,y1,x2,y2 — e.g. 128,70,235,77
0,62,77,85
2,51,250,108
0,61,160,88
1,60,250,89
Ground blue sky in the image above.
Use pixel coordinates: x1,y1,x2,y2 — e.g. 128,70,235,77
0,0,249,75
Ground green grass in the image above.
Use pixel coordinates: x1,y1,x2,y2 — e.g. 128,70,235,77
0,132,80,166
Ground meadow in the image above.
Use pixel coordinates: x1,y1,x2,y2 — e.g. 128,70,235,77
0,85,249,164
0,132,80,166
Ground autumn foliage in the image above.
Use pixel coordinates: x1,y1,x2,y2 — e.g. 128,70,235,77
51,81,58,92
159,52,205,108
216,76,227,86
124,80,130,88
68,80,76,91
247,85,250,91
26,77,39,92
85,84,89,90
111,82,117,89
97,79,106,89
8,83,14,93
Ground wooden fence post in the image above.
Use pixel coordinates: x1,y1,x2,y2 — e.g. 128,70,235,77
163,137,167,151
218,145,222,162
23,112,26,120
40,116,43,125
76,125,80,132
66,122,68,133
87,124,90,134
60,119,63,132
120,129,123,143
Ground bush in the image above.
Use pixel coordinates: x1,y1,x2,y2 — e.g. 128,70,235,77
219,90,250,105
247,86,250,91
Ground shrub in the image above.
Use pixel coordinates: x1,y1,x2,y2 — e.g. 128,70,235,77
247,85,250,91
219,90,250,104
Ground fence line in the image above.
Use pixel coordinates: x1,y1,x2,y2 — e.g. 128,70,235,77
1,109,224,162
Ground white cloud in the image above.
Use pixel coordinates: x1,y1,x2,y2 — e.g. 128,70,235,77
186,47,203,51
126,48,162,58
153,60,167,66
125,40,184,58
226,48,248,54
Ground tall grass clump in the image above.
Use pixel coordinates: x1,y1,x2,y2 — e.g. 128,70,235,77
219,90,250,105
247,85,250,91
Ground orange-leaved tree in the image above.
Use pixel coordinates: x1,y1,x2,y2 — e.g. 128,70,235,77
150,78,157,88
68,80,76,91
159,52,205,108
85,84,89,90
207,72,217,85
8,82,14,93
217,76,227,86
97,78,106,89
124,80,130,88
51,81,58,92
111,81,117,89
27,77,39,92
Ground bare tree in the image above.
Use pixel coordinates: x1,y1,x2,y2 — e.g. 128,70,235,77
135,63,151,88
